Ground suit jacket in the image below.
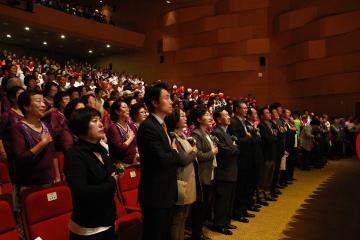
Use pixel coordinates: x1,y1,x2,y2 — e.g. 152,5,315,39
300,125,314,151
258,121,278,162
283,120,296,152
191,127,215,185
245,120,264,165
137,114,181,209
273,119,286,159
64,139,116,228
228,117,253,169
211,126,238,182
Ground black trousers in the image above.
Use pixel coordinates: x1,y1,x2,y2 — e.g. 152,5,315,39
213,181,236,227
301,148,311,169
286,148,297,180
234,167,256,215
271,154,282,190
70,226,115,240
191,184,213,240
142,207,173,240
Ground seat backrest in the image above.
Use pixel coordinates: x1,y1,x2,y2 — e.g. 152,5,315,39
22,185,72,240
56,152,65,181
0,197,19,240
114,196,127,217
117,167,140,207
0,162,12,195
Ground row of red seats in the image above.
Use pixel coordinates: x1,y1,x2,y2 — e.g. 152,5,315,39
0,158,143,240
57,152,141,212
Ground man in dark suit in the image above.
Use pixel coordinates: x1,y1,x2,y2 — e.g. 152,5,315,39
258,107,278,201
210,108,239,235
137,82,181,240
228,100,254,222
246,107,267,207
269,103,286,196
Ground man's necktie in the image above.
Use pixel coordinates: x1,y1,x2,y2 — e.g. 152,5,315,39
161,123,171,145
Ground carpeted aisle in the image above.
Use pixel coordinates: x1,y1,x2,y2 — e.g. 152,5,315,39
206,157,360,240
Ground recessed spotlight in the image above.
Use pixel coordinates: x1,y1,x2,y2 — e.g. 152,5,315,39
88,50,93,53
6,34,11,38
99,0,103,3
25,26,30,31
166,0,172,3
106,44,111,48
60,34,65,39
43,41,47,45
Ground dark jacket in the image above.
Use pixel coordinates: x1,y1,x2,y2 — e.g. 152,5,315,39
137,114,181,208
211,126,238,182
228,116,253,169
192,127,215,185
64,139,116,228
245,120,264,165
258,121,278,162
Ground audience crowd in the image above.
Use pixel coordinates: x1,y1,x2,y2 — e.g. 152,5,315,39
2,0,111,25
37,0,110,24
0,49,359,240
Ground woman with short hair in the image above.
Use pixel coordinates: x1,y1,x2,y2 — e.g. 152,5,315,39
65,107,117,240
165,107,199,240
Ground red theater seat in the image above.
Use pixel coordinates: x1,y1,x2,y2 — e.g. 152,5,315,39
21,184,72,240
0,162,12,195
56,152,65,181
114,196,142,240
117,167,141,212
0,196,19,240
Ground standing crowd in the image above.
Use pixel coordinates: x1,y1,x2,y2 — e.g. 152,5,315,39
0,49,359,240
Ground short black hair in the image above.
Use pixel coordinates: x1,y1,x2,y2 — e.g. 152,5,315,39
258,106,269,118
191,105,209,127
292,110,300,117
64,98,85,120
69,107,101,137
67,87,81,98
110,98,127,121
53,91,70,108
130,103,145,121
43,82,59,97
213,107,225,124
165,107,181,133
17,89,43,115
269,102,282,112
103,97,116,112
310,118,321,126
144,82,169,113
7,86,24,104
81,94,95,106
95,87,103,95
232,99,246,113
24,75,36,87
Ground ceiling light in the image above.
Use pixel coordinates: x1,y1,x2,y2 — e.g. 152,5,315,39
166,0,172,3
43,41,47,45
99,0,103,3
106,44,111,48
89,50,93,53
60,34,66,39
25,26,30,31
6,34,11,38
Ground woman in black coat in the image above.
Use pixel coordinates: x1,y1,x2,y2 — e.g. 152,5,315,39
65,107,117,240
